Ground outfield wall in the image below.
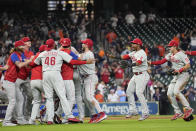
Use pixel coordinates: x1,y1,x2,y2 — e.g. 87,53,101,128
0,102,159,118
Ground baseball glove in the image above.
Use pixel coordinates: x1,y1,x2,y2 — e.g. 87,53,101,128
183,114,194,122
167,68,178,75
119,60,129,69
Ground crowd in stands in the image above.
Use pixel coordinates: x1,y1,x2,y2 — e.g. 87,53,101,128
1,10,196,105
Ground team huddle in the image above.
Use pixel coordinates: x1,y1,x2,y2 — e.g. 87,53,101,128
0,37,195,126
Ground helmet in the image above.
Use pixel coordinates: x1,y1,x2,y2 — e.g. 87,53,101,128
46,39,55,51
130,38,143,46
14,40,25,48
59,38,71,47
39,45,47,52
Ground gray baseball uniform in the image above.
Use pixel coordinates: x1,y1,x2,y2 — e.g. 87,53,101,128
165,51,191,113
126,49,150,115
78,50,102,115
34,49,75,122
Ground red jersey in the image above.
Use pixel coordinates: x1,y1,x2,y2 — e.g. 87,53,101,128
115,68,124,79
17,50,34,80
101,70,110,84
60,48,74,80
30,52,42,80
4,52,23,82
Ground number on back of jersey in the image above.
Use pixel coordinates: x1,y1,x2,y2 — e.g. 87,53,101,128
45,57,56,65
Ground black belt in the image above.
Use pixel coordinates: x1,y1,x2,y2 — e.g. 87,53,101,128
134,72,143,75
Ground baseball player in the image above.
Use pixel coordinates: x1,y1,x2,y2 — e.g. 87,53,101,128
15,37,34,121
78,38,107,123
34,39,93,124
116,38,150,121
149,40,193,120
71,47,85,122
2,40,33,126
28,45,46,125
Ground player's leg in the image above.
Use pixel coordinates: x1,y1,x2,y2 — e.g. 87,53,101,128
173,73,193,118
73,70,85,121
43,72,54,124
52,72,79,123
29,80,42,124
64,80,75,109
22,81,33,121
126,76,137,117
135,72,150,120
2,80,17,126
83,75,107,123
15,79,27,124
167,77,183,119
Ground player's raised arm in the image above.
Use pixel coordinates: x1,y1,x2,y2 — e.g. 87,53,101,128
185,51,196,56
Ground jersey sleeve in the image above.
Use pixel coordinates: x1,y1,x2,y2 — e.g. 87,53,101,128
70,51,78,60
181,53,190,64
10,53,20,63
59,51,72,63
128,52,134,58
34,54,42,65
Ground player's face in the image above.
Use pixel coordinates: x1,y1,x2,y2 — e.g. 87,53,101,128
169,46,175,53
17,46,25,52
25,41,31,48
131,43,138,51
82,44,87,51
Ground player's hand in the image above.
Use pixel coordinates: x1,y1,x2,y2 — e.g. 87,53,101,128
147,61,151,65
86,58,95,64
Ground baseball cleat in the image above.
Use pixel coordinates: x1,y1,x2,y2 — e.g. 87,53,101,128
171,113,183,120
125,112,138,118
17,119,28,125
28,119,38,125
95,112,107,123
183,108,193,119
68,118,80,123
138,114,150,121
2,122,17,126
88,114,98,123
54,114,62,124
47,121,53,125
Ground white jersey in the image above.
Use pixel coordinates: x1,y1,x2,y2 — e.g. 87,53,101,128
128,49,148,72
78,50,96,75
34,49,72,72
165,51,190,70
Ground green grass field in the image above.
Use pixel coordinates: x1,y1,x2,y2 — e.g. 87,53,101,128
0,116,195,131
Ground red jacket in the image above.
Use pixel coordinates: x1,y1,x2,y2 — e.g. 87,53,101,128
17,50,34,80
30,52,42,80
4,52,22,82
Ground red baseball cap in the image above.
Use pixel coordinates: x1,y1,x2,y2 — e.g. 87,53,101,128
46,39,55,51
21,37,30,42
167,40,179,47
81,39,93,49
14,40,25,48
131,38,143,46
39,45,47,52
60,38,71,47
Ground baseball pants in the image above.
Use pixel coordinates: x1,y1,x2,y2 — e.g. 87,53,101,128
30,80,43,121
126,71,150,115
16,78,33,120
82,74,102,115
43,71,74,122
2,80,25,123
167,72,190,114
55,80,75,116
73,69,84,119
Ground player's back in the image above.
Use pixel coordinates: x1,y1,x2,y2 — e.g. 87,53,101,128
37,49,72,72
